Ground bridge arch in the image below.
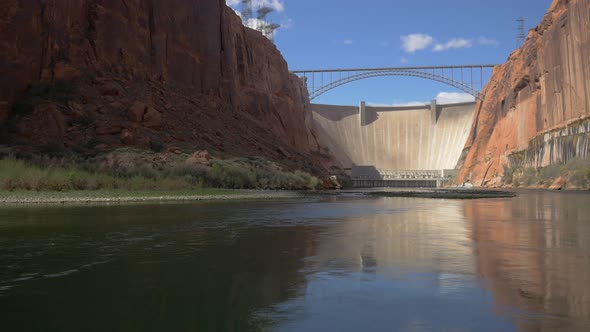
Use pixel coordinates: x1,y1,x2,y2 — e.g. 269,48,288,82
291,65,496,101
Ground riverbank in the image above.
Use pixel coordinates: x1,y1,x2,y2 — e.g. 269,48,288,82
0,189,302,205
365,189,517,199
0,151,323,193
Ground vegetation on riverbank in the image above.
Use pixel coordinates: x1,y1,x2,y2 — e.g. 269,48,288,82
502,158,590,189
0,149,321,193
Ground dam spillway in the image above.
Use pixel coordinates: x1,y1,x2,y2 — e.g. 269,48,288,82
312,101,476,186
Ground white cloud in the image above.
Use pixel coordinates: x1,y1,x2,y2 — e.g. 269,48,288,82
367,92,475,107
478,36,499,46
281,17,294,29
367,101,428,107
436,92,475,104
394,101,429,107
400,57,408,64
259,0,285,12
366,102,395,107
433,38,472,52
343,39,354,45
401,34,434,53
226,0,241,6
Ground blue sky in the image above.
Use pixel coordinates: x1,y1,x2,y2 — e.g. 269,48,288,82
227,0,553,105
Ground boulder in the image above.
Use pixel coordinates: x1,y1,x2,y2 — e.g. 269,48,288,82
329,175,342,189
120,129,134,144
143,107,162,128
53,62,80,81
186,150,212,165
549,176,566,190
95,122,123,135
129,102,147,123
165,146,182,154
96,81,122,96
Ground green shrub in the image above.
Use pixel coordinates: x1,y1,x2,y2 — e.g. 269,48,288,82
522,167,537,186
210,161,256,189
538,164,561,187
502,165,515,184
571,168,589,188
39,144,67,158
149,140,164,153
0,154,322,192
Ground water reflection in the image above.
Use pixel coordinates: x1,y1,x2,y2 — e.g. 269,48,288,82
0,201,322,331
465,191,590,331
310,198,475,276
0,192,589,331
263,198,515,331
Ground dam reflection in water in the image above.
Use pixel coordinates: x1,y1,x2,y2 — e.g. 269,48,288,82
0,191,589,331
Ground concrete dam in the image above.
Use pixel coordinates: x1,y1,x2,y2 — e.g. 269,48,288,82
312,101,476,187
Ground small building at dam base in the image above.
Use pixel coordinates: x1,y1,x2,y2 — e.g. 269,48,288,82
351,166,459,188
312,100,476,188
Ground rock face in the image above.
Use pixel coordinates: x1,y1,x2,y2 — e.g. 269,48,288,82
0,0,331,175
456,0,590,186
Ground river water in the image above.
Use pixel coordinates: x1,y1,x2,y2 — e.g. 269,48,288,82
0,190,589,331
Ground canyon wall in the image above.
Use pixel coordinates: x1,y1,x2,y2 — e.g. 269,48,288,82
457,0,590,186
313,102,475,170
0,0,331,174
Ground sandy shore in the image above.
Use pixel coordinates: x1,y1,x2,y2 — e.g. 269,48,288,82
0,189,303,205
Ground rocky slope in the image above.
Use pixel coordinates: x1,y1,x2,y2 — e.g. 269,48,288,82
0,0,336,178
456,0,590,187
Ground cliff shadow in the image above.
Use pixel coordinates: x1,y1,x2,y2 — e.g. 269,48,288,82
312,104,358,121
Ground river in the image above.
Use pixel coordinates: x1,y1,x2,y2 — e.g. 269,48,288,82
1,190,589,331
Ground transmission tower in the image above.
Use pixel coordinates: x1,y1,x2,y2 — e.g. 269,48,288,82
516,17,525,47
257,7,273,31
240,1,280,43
241,0,253,27
264,23,281,42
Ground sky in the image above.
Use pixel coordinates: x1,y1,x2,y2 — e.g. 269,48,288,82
226,0,554,106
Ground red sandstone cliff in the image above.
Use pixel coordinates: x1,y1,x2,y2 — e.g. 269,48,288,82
0,0,332,175
456,0,590,186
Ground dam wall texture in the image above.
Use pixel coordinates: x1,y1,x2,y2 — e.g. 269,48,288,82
313,101,476,171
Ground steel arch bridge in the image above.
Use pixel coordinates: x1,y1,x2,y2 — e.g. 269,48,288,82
291,65,497,101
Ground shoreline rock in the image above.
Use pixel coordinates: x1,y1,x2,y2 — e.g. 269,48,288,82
0,190,302,205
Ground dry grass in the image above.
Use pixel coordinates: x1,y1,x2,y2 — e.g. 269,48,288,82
503,158,590,189
0,155,321,192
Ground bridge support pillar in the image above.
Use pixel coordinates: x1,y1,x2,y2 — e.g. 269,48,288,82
359,101,367,126
431,99,438,125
